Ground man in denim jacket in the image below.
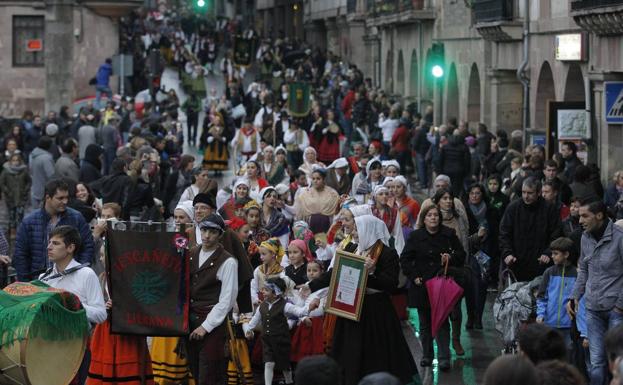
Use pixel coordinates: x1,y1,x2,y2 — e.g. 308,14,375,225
570,200,623,385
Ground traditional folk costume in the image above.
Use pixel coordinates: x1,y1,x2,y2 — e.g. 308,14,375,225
295,185,340,234
370,185,405,255
290,286,327,362
260,160,286,187
310,119,341,165
244,280,309,385
249,240,295,306
186,243,239,385
200,120,229,171
231,124,261,167
225,314,253,385
283,125,309,170
326,158,352,196
308,216,419,385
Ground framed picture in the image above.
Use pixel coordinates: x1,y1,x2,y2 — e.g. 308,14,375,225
325,249,369,321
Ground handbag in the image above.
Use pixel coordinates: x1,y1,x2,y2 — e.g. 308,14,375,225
473,250,491,281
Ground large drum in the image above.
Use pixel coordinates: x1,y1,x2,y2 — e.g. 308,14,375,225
0,282,89,385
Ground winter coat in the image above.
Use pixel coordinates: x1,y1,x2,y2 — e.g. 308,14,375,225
78,125,99,160
437,135,471,178
499,197,562,282
537,264,577,328
0,163,31,207
90,171,131,206
29,147,55,202
55,153,80,183
14,207,94,281
401,225,466,308
80,144,103,184
573,220,623,312
96,62,113,87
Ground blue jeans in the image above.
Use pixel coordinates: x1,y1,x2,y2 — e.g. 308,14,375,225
586,308,623,385
95,85,112,109
416,152,428,188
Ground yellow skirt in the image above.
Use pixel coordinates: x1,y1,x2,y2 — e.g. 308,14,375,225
227,339,253,385
150,337,194,385
203,142,229,171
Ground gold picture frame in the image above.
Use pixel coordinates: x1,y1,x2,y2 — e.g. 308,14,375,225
325,249,369,321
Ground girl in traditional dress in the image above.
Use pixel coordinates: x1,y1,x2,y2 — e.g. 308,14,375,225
290,260,326,362
259,187,290,254
351,159,384,204
259,145,287,186
295,169,340,234
244,202,270,268
389,176,421,240
370,185,405,254
151,204,195,385
285,240,312,286
244,160,269,201
250,238,295,307
200,113,229,173
218,179,254,220
88,253,155,385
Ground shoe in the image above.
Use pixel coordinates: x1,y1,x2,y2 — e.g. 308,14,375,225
452,338,465,356
474,320,483,330
439,361,451,371
420,358,432,367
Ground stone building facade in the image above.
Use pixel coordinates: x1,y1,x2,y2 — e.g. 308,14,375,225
0,0,140,118
296,0,623,181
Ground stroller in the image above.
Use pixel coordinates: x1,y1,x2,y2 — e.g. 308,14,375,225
493,269,542,354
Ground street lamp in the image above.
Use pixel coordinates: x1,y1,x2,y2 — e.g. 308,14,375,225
197,0,205,7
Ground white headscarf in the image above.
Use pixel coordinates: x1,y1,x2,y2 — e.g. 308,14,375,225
258,186,276,204
175,200,195,222
372,185,389,198
382,177,395,187
348,204,372,218
328,157,349,169
354,215,391,252
366,159,382,176
382,160,400,171
393,175,408,187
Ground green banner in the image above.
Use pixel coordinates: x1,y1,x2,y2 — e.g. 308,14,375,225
288,82,311,118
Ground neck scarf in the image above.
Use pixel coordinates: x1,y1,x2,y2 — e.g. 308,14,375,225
289,239,314,262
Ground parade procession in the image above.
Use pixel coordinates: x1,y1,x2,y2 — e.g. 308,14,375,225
2,0,623,384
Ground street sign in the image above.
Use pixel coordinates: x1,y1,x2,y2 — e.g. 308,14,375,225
605,82,623,124
112,54,134,77
26,39,42,52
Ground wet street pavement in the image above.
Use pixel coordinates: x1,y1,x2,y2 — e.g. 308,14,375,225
406,295,503,385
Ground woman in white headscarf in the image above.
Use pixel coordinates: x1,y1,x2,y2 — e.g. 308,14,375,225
370,185,405,254
218,178,255,220
298,147,325,183
305,215,418,385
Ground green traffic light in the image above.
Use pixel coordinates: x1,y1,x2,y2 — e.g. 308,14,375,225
197,0,205,6
432,65,444,78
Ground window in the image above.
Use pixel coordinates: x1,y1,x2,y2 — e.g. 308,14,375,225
13,15,44,67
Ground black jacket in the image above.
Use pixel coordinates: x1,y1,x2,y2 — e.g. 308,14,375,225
401,226,466,308
436,135,471,177
90,171,131,206
80,144,103,184
499,197,562,282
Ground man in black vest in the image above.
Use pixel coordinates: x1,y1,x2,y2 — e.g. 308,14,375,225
187,214,238,385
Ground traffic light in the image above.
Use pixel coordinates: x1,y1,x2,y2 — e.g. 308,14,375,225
429,42,445,79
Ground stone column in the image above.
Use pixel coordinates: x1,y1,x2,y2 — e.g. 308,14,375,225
487,68,523,135
45,0,74,114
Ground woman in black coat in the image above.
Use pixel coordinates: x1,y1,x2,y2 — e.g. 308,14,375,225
401,204,465,371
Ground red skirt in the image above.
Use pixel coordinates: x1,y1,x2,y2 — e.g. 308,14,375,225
290,317,325,362
87,320,154,385
316,138,340,164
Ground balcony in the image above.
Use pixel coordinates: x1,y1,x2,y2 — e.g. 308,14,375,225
365,0,435,27
80,0,143,18
472,0,522,42
570,0,623,35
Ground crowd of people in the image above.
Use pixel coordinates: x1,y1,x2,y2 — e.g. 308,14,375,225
2,2,623,385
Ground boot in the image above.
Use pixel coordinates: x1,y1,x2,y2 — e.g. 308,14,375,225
451,318,464,356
